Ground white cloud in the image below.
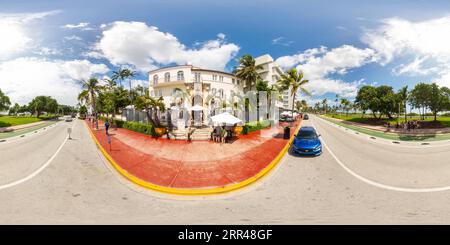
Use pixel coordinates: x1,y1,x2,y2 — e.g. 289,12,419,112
0,58,109,105
61,22,90,29
34,47,62,56
276,45,375,97
0,10,59,59
92,21,240,71
64,35,83,41
362,15,450,87
271,37,294,46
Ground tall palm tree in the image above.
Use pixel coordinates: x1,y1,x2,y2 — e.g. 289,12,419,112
234,54,263,92
340,98,351,116
78,78,102,129
277,68,310,116
314,102,321,113
398,85,409,123
322,98,328,114
112,68,136,101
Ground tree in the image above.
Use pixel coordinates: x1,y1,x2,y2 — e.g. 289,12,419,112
78,78,102,128
277,68,310,116
355,85,397,119
134,90,166,128
409,83,432,120
397,86,409,123
355,85,377,118
28,96,58,117
79,105,88,117
0,89,11,112
314,102,321,113
9,103,20,116
340,98,351,116
320,99,328,114
428,83,449,121
376,85,397,119
112,68,136,101
234,54,263,92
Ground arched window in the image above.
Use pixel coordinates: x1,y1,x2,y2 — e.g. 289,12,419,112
177,71,184,81
218,89,224,98
153,75,158,85
164,72,170,82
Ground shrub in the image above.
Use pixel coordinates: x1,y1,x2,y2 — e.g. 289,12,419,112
242,120,271,134
122,121,158,137
113,119,125,128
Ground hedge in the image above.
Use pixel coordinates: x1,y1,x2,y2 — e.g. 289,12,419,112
98,116,158,137
242,120,272,134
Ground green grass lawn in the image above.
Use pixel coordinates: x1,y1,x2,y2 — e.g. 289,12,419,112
0,116,43,127
325,114,450,127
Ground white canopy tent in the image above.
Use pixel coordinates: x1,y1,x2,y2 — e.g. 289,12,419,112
209,112,243,126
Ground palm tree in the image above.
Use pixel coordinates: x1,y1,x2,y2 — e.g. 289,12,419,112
398,85,409,123
340,98,351,116
314,102,321,113
234,54,263,92
112,67,136,102
134,90,166,128
277,68,310,116
322,98,328,114
78,78,102,129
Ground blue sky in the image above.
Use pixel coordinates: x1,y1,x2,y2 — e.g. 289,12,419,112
1,0,450,106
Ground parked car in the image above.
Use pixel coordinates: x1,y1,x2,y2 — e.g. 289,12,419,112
303,114,309,120
291,126,322,156
64,116,73,122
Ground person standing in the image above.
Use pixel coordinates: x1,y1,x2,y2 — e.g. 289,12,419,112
105,120,110,135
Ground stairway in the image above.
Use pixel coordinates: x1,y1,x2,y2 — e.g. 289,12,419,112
169,126,212,141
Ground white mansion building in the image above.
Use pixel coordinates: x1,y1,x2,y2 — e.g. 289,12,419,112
148,54,292,127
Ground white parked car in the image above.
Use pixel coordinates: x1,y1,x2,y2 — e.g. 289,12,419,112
64,115,73,122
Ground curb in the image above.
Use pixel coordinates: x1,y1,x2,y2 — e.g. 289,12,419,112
86,120,302,196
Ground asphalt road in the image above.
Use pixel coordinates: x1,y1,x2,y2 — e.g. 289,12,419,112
1,117,450,224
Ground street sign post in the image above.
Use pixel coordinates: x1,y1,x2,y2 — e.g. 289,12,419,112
107,135,111,151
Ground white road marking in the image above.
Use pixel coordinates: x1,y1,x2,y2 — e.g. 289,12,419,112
312,119,450,193
314,115,450,148
0,123,74,190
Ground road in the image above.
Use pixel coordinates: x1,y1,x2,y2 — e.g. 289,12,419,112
1,117,450,224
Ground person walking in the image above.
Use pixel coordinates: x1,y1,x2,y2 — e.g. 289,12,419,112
105,120,110,135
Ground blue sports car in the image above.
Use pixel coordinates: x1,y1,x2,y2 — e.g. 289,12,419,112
291,126,322,156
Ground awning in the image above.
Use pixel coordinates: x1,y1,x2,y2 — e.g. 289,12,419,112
209,112,243,126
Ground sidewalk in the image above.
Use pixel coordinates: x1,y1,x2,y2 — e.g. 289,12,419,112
87,120,300,190
325,116,450,135
0,120,48,133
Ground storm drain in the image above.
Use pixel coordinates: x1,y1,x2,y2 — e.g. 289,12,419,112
421,142,430,145
0,140,5,142
392,141,400,144
370,137,376,140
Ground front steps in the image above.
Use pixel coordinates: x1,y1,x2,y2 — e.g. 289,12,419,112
168,127,213,141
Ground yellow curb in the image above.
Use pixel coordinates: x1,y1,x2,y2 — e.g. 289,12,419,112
86,121,302,196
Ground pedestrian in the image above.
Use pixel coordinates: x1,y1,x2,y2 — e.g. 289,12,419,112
221,126,228,144
105,120,110,135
